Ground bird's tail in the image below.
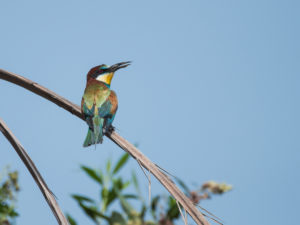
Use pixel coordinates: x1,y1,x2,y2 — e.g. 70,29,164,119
83,117,104,147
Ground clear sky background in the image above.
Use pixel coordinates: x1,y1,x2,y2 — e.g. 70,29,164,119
0,1,299,225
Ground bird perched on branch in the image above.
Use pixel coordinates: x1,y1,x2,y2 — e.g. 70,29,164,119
81,61,131,147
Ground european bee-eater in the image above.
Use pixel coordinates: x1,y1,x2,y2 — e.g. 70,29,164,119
81,61,130,147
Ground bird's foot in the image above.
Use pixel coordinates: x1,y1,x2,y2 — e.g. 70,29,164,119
104,125,115,135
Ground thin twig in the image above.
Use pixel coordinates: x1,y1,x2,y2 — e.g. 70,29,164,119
137,160,151,204
148,169,151,204
176,200,188,225
157,163,222,224
137,160,148,180
155,163,177,180
0,68,210,225
196,204,223,224
0,119,69,225
185,208,188,225
201,213,223,225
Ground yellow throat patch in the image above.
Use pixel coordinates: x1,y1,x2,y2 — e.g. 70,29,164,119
96,72,114,85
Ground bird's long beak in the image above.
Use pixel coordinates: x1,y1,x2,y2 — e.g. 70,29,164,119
110,61,131,72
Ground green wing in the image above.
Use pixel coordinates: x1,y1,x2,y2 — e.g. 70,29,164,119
82,82,111,146
83,82,111,112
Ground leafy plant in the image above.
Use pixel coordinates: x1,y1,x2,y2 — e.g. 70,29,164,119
0,167,20,225
68,153,232,225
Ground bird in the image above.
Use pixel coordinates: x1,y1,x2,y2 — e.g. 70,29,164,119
81,61,130,147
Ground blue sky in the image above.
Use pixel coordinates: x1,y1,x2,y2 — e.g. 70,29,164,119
0,0,299,225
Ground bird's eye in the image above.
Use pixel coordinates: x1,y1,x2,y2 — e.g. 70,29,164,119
101,69,109,74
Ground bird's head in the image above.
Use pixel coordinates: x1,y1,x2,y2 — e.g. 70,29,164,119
87,61,131,86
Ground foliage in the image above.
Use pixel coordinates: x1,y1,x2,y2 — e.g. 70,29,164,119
68,153,232,225
0,167,20,225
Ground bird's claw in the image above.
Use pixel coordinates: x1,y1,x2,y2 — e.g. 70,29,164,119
104,125,115,135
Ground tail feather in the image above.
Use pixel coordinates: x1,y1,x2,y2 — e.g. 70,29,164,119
92,117,104,145
83,129,103,147
83,117,105,147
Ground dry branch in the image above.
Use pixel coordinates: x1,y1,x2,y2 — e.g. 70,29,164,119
0,68,210,225
0,119,69,225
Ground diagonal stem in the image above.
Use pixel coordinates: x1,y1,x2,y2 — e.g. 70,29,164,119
0,119,69,225
0,68,210,225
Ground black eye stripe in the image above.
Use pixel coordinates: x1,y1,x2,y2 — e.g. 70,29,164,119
92,69,109,78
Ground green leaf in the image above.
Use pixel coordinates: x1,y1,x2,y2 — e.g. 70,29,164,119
140,205,147,221
113,153,130,174
66,214,77,225
71,194,94,203
113,178,123,190
104,178,131,209
123,194,138,199
122,180,130,189
111,211,126,225
131,172,139,190
8,209,18,217
106,189,117,208
131,172,144,202
106,191,136,209
113,186,134,217
78,203,96,222
101,187,109,200
166,197,180,220
101,187,109,211
78,202,110,222
106,159,112,173
150,196,160,219
81,166,103,185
